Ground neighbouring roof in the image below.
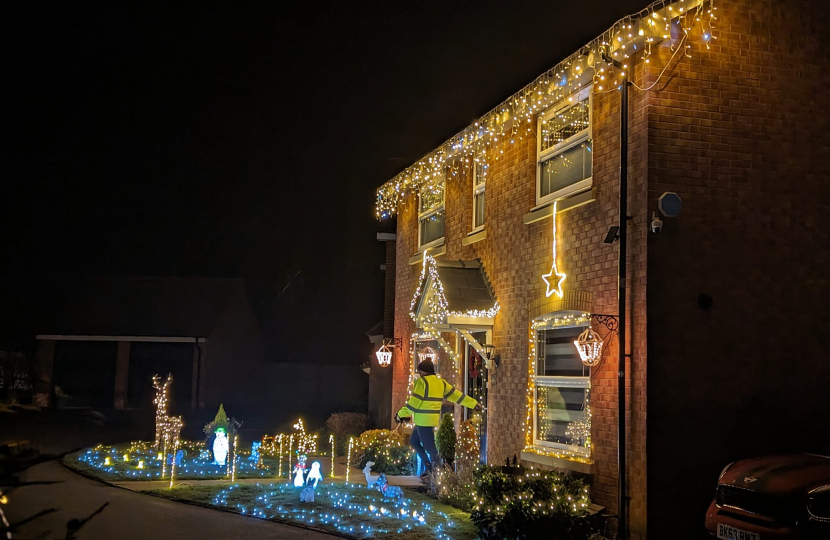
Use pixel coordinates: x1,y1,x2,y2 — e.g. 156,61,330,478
40,276,252,338
365,321,384,338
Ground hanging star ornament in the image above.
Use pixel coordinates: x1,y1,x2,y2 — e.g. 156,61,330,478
541,201,566,297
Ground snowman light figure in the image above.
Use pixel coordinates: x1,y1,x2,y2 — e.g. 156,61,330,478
213,428,229,466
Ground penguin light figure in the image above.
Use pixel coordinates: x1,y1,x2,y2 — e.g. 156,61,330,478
293,455,307,488
300,461,323,503
213,428,229,466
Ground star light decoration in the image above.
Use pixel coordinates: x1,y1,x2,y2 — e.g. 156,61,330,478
541,201,566,298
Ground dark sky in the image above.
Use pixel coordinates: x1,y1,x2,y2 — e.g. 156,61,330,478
3,0,644,363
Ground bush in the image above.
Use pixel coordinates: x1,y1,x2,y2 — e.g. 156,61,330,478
456,419,480,472
471,465,601,540
324,412,368,456
350,429,414,475
435,413,457,466
428,462,475,511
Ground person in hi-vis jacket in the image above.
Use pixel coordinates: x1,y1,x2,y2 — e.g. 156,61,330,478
395,359,481,476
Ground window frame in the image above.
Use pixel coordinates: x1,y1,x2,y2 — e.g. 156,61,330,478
417,177,446,250
535,86,593,206
471,161,486,233
532,319,592,456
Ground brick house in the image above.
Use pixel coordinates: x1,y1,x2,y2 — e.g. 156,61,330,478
372,0,830,537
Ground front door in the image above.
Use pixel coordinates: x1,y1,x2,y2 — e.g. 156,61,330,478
464,331,488,463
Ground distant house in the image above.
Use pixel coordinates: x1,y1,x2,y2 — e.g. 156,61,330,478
33,277,264,413
372,0,829,538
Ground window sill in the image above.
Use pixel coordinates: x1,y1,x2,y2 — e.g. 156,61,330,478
462,228,486,246
524,187,596,225
408,243,446,265
521,449,595,475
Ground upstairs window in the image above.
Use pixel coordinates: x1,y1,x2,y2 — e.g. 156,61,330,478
537,86,593,205
472,161,487,230
418,179,445,248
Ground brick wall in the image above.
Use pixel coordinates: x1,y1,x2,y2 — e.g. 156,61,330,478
645,0,830,538
392,64,652,538
389,2,828,538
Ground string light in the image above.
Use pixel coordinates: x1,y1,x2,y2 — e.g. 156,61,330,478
375,0,717,219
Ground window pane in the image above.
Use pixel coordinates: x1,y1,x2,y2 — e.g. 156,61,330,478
540,97,590,152
419,182,445,213
474,162,487,187
474,191,485,228
420,211,445,245
540,139,592,198
536,385,588,446
537,327,587,377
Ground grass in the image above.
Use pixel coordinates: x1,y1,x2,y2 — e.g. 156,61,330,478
146,480,477,540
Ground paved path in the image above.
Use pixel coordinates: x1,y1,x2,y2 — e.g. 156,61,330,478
4,461,339,540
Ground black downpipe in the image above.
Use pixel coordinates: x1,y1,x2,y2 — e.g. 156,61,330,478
618,79,630,540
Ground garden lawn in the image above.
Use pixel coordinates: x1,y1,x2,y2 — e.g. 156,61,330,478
65,443,315,482
146,481,477,540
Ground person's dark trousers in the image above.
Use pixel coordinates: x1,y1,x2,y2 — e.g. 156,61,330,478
409,425,438,472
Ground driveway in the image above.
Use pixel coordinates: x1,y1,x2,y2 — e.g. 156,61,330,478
4,461,339,540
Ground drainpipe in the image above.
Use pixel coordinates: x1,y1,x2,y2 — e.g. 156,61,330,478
617,78,631,540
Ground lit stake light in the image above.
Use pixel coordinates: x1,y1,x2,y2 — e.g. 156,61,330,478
574,327,604,366
541,201,566,298
329,434,336,478
231,435,239,481
346,437,354,484
375,342,393,367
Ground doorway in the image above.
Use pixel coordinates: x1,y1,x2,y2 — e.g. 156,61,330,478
464,331,488,463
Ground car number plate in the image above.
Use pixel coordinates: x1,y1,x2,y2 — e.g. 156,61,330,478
717,523,759,540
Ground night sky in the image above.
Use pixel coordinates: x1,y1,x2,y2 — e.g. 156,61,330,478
3,0,645,364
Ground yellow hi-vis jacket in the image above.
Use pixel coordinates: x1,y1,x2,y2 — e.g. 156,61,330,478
396,375,478,427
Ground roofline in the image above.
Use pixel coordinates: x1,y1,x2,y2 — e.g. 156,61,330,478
375,0,706,216
36,335,207,343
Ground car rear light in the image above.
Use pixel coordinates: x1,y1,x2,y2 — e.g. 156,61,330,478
807,485,830,523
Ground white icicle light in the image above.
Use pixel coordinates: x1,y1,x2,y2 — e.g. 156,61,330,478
574,327,603,367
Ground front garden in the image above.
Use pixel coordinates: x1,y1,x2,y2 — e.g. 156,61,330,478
62,376,610,540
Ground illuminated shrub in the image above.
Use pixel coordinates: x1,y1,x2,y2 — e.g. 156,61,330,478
351,429,415,475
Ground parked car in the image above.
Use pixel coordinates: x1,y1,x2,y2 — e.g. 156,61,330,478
705,453,830,539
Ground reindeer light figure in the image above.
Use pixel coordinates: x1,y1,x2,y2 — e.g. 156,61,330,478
152,374,173,450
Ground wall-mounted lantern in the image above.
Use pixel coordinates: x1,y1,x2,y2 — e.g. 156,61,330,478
376,338,402,368
481,344,500,369
574,327,604,367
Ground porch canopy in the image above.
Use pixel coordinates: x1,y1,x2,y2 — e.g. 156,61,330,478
410,255,499,357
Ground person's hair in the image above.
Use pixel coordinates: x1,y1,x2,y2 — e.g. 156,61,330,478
417,360,436,375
